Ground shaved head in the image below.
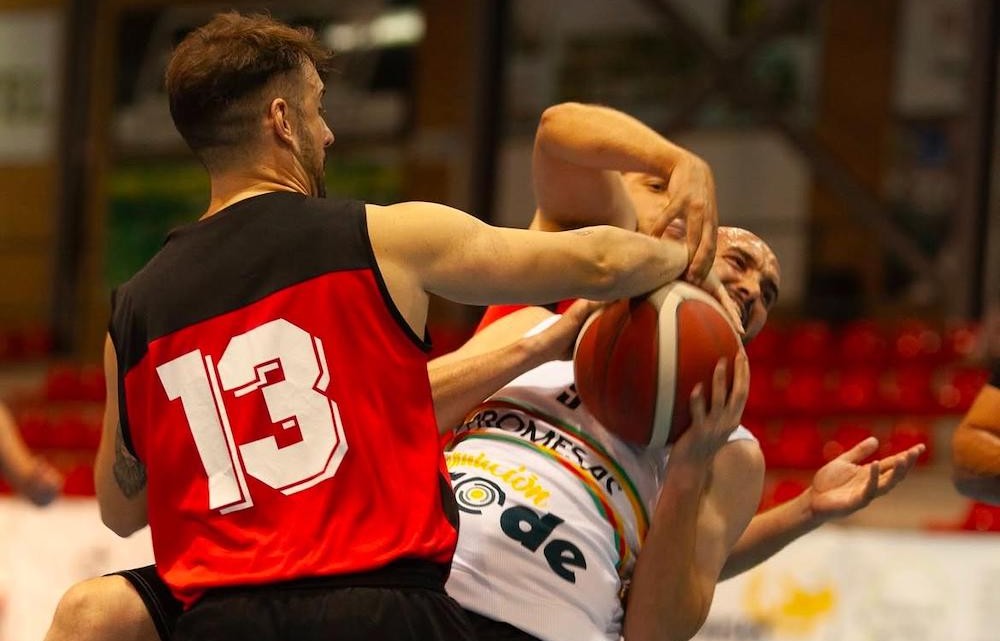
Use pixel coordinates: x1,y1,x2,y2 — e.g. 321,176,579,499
714,227,781,342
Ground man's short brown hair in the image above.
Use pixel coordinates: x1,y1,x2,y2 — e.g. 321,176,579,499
165,12,333,168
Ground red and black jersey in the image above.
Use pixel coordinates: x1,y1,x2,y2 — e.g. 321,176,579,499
109,192,458,608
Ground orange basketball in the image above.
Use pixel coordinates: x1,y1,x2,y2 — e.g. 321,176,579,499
573,281,741,448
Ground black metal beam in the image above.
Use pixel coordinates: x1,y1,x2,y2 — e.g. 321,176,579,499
635,0,943,293
51,0,99,354
468,0,509,225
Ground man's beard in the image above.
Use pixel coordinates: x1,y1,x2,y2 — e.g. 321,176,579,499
315,168,327,198
298,135,327,198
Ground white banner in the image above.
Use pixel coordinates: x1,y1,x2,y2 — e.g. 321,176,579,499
695,527,1000,641
0,498,153,641
1,498,998,641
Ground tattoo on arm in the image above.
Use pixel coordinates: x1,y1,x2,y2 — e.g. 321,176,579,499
113,425,146,498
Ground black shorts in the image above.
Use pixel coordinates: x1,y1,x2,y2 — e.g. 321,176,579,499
465,610,542,641
109,565,181,641
114,561,476,641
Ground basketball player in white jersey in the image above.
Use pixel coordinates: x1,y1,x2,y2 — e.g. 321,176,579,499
439,103,923,641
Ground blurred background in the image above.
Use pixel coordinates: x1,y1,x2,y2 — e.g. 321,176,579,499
0,0,997,639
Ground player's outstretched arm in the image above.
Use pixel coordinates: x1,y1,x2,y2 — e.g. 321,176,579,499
0,400,62,506
94,335,148,536
625,354,762,641
429,302,598,435
720,437,924,580
951,375,1000,504
368,201,687,311
533,102,718,281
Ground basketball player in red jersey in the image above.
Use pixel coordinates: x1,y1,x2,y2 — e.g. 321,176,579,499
0,400,62,505
89,14,707,640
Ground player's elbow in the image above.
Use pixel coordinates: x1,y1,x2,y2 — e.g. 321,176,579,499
537,102,586,141
98,502,145,537
626,604,711,641
95,475,147,537
624,579,714,641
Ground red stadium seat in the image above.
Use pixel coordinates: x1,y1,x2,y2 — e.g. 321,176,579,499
758,477,810,512
823,420,877,464
78,364,106,402
44,364,83,402
882,365,935,414
781,367,829,416
884,419,933,466
62,464,96,497
16,410,51,449
941,321,981,362
937,367,990,413
769,419,825,469
889,319,943,363
958,502,1000,533
743,418,778,463
785,321,834,365
19,324,53,359
744,364,785,418
833,367,882,414
745,324,782,364
836,320,887,365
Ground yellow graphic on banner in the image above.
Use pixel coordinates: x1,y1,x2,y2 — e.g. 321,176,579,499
446,450,551,507
743,572,836,637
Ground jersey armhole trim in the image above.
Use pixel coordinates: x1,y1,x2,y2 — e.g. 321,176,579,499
108,295,141,462
358,208,432,353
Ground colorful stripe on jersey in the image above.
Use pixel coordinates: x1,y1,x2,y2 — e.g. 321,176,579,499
450,429,634,575
472,396,650,542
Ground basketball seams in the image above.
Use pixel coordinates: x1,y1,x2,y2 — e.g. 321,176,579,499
573,282,740,451
650,287,680,448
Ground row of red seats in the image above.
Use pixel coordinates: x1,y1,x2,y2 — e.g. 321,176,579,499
42,363,106,403
744,417,935,470
15,407,103,451
0,326,53,362
745,363,988,417
0,448,96,497
746,319,982,366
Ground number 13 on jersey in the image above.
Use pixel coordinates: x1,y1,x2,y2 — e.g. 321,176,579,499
156,318,348,514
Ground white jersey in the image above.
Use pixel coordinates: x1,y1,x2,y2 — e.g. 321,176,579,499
446,358,756,641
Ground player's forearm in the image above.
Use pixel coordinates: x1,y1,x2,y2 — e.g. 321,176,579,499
583,226,688,300
720,489,822,580
0,402,36,483
94,425,148,536
625,448,715,641
429,340,545,436
537,102,690,175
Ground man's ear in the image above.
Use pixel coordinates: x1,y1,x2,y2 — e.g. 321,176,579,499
269,98,296,146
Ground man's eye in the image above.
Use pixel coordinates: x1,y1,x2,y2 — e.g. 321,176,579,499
647,181,666,193
727,255,746,270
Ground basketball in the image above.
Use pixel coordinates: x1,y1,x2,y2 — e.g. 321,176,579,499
573,281,741,448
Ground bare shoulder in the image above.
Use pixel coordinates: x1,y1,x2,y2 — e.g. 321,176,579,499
715,438,765,480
